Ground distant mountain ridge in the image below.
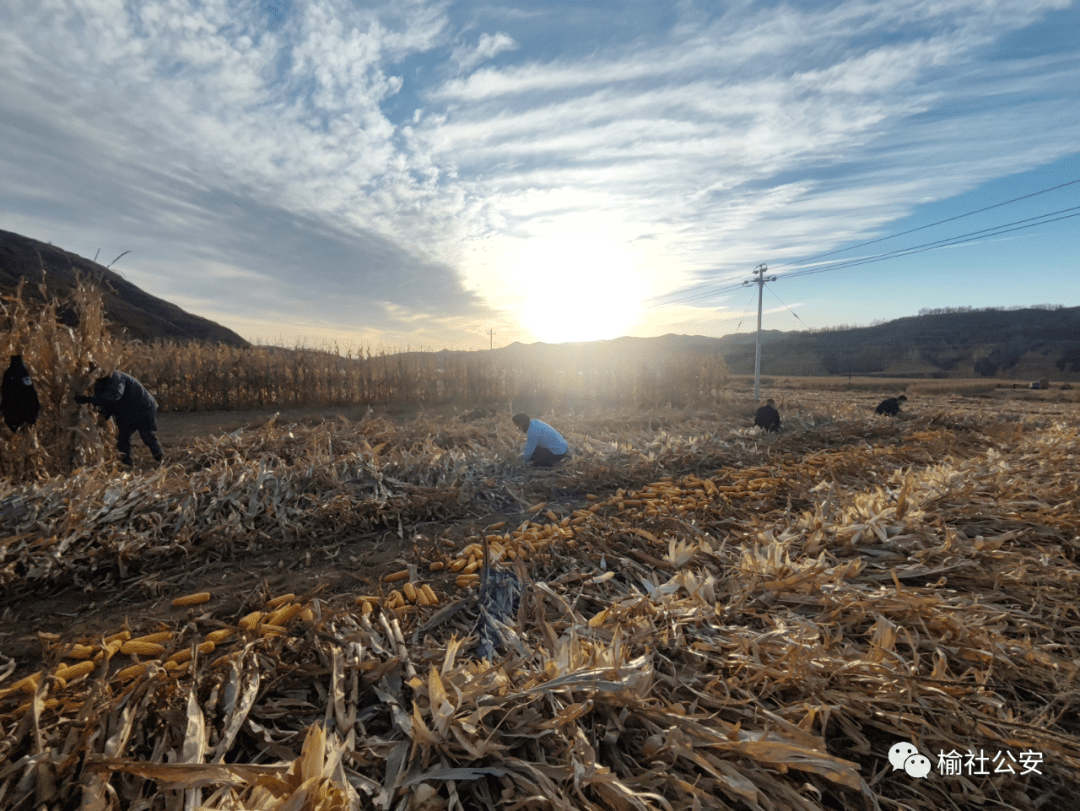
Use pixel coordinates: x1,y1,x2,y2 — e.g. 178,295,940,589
0,228,249,346
482,308,1080,381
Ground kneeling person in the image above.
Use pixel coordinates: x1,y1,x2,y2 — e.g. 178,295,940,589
75,371,163,466
513,413,568,467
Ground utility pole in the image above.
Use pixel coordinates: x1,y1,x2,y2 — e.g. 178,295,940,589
488,328,495,350
743,264,777,402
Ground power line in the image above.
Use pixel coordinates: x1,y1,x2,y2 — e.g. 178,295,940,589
770,176,1080,271
783,205,1080,280
646,175,1080,308
765,284,810,330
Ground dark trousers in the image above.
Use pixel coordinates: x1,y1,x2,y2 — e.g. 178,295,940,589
529,447,567,467
117,421,163,465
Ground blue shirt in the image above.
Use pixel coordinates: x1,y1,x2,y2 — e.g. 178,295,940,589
521,419,568,461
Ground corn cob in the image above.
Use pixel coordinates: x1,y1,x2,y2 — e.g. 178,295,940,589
264,593,295,610
428,561,445,572
238,611,264,630
171,592,211,607
266,603,304,627
115,663,148,681
402,582,418,603
3,672,42,696
420,584,439,606
130,631,172,646
205,629,233,645
384,569,410,583
120,641,166,657
55,661,95,681
66,644,97,660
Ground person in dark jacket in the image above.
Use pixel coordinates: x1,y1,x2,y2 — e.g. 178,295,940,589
74,371,163,465
1,355,40,432
754,398,780,432
875,395,907,416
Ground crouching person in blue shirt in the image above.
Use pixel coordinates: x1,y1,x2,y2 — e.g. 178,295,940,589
75,370,164,466
513,413,568,467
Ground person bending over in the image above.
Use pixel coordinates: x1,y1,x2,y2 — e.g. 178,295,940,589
75,370,164,466
512,412,568,467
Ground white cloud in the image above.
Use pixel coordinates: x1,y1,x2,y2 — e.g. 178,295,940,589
0,0,1077,346
452,31,519,73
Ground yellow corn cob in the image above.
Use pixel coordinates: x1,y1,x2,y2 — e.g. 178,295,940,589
463,559,480,575
428,561,445,572
264,593,295,610
205,629,233,645
360,600,373,616
455,574,480,588
120,641,166,657
96,639,124,661
449,559,467,573
16,698,60,714
265,603,304,627
260,624,287,637
527,501,547,513
299,607,315,622
384,569,410,583
585,494,598,501
488,521,507,530
172,592,211,607
356,595,378,606
544,509,558,522
385,589,404,608
115,663,147,681
167,649,193,665
55,661,95,681
5,672,42,695
402,582,418,603
197,640,215,655
420,584,438,606
104,630,132,644
66,644,97,660
238,611,264,630
131,631,173,646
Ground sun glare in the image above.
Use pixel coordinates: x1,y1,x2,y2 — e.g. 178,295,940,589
505,223,646,343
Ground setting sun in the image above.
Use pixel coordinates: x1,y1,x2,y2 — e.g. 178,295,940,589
505,221,647,343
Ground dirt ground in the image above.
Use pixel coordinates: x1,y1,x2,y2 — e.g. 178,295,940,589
4,386,1076,674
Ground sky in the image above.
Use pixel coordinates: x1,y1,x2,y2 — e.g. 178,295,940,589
1,0,1078,351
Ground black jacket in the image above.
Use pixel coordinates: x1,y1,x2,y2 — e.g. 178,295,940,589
85,372,158,428
2,355,40,431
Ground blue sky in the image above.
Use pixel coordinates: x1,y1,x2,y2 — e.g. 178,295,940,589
1,0,1077,350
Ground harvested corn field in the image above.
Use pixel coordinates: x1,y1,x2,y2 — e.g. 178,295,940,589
1,392,1078,810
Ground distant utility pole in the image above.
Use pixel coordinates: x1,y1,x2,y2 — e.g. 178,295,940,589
488,328,495,350
743,263,777,402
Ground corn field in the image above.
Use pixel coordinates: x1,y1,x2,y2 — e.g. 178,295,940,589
2,281,727,478
1,392,1078,810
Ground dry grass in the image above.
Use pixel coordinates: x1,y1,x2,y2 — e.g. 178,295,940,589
1,394,1078,810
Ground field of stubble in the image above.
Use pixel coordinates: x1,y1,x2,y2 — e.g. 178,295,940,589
1,389,1078,811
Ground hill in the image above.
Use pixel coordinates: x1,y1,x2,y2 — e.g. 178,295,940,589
0,228,249,346
485,308,1080,382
